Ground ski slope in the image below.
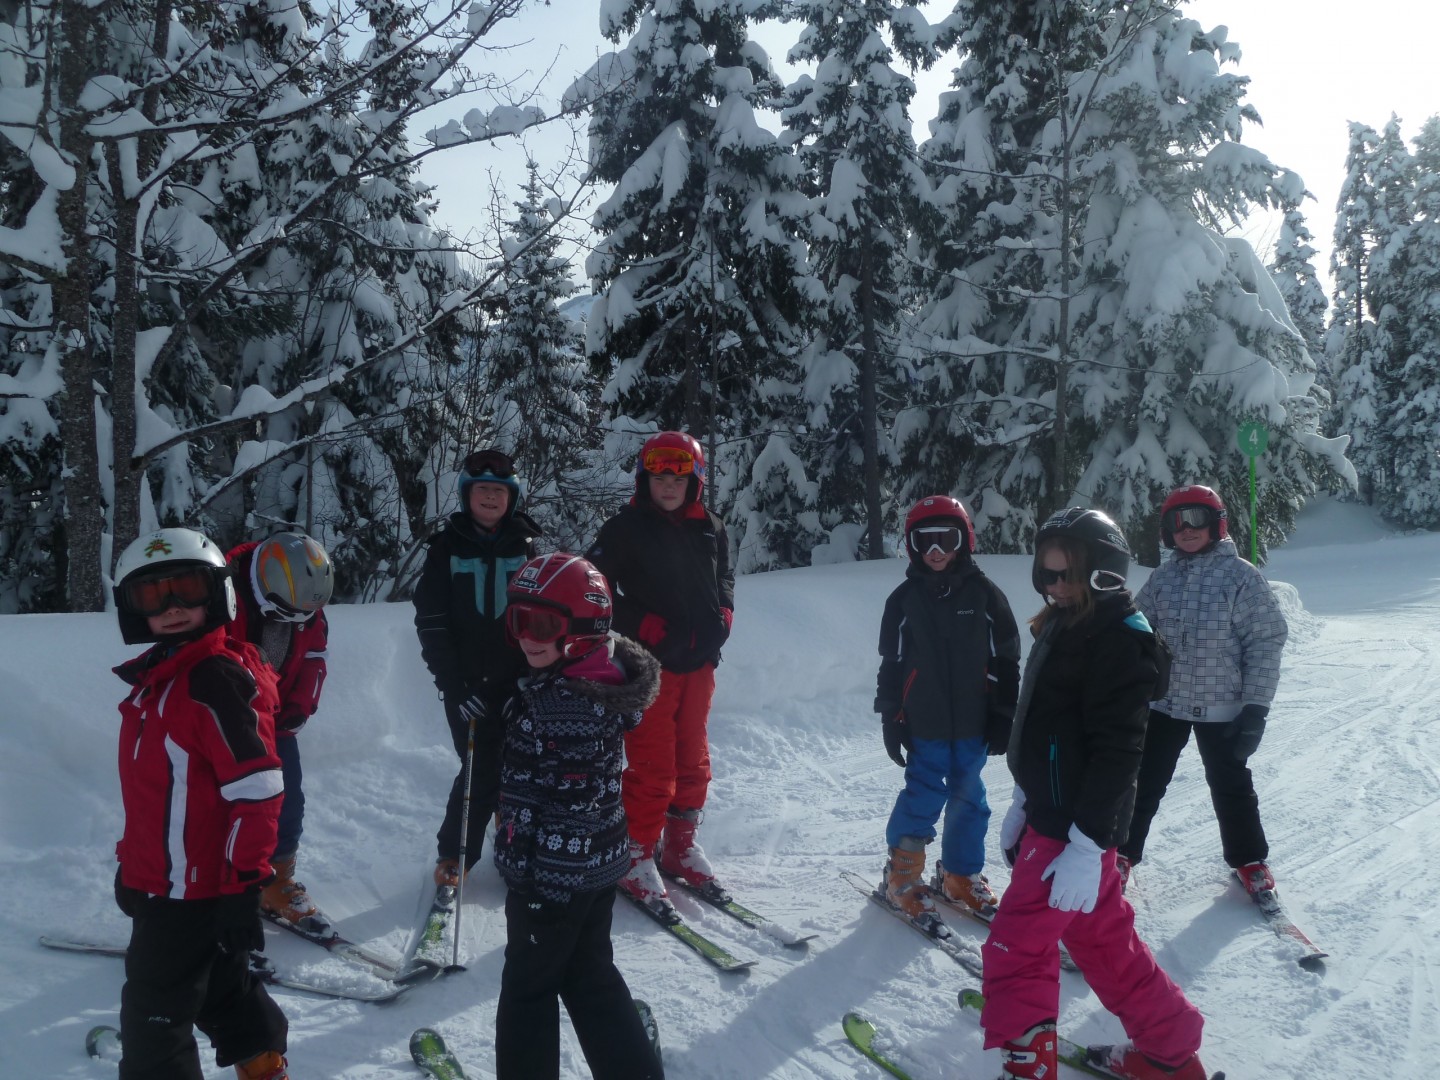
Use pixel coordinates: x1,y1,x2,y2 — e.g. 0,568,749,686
1,497,1434,1077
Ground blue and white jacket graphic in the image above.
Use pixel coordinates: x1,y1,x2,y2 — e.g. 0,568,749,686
1134,538,1287,723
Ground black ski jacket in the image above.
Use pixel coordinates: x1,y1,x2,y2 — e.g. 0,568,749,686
413,509,543,706
1008,592,1167,849
874,559,1020,746
586,499,734,674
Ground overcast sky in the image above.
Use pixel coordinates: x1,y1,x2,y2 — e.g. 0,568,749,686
418,1,1440,295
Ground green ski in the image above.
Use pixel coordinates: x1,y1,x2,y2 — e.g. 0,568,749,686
409,1027,467,1079
842,1012,914,1080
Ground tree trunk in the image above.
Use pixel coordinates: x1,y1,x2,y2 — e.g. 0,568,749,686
54,0,104,610
858,239,885,560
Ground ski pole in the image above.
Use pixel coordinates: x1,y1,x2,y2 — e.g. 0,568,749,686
448,704,479,973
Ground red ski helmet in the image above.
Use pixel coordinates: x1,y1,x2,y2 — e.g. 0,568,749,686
903,496,975,563
1159,485,1228,548
505,552,614,658
636,431,705,506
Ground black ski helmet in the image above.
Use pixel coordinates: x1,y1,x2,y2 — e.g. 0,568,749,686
1032,507,1131,594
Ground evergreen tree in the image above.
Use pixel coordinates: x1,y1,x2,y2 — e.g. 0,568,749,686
780,0,935,559
1269,204,1329,379
909,0,1350,558
575,0,816,541
476,161,598,550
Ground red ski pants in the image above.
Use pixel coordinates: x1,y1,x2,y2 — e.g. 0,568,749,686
981,830,1204,1068
622,665,716,849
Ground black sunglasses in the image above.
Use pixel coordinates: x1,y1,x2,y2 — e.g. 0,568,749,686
1038,567,1069,586
462,449,517,479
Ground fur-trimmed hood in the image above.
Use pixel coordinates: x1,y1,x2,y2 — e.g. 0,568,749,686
556,634,661,717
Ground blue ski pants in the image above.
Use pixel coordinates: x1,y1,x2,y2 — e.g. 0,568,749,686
885,736,990,874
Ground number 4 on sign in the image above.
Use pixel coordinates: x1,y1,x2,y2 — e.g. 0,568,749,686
1235,422,1268,563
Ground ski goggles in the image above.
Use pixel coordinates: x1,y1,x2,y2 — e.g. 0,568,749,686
462,449,517,479
1037,566,1069,587
121,567,214,617
641,446,697,476
506,603,568,644
909,526,965,555
1165,505,1215,533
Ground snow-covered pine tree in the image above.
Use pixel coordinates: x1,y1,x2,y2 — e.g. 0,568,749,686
910,0,1351,558
1269,204,1329,382
474,161,599,550
780,0,936,559
1377,115,1440,526
574,0,816,539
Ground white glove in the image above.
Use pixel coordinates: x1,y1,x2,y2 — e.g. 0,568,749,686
1040,824,1104,913
999,786,1027,852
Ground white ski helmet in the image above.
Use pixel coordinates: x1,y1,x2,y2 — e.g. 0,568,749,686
113,528,236,644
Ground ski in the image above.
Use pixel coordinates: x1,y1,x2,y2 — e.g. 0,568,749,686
661,873,816,947
841,869,984,979
842,1012,915,1080
1237,876,1327,969
85,1024,121,1062
618,890,756,973
405,885,458,977
635,998,663,1068
409,1027,467,1079
261,907,407,979
958,989,1227,1080
39,934,414,1004
927,880,1080,973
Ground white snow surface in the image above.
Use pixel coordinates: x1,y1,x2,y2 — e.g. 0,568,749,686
2,498,1435,1077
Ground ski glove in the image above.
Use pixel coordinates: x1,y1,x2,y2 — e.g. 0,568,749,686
455,692,487,727
1040,824,1105,913
276,707,308,734
999,786,1027,867
881,713,911,768
215,888,265,955
1226,703,1268,760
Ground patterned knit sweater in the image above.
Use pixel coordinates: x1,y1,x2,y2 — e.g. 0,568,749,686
492,635,660,902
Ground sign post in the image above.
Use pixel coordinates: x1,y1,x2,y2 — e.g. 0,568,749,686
1236,422,1269,563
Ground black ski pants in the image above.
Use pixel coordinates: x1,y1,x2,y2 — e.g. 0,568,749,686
1119,709,1268,869
119,893,286,1079
436,695,505,870
495,886,663,1080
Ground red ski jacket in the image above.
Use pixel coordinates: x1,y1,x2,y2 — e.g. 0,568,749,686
114,626,283,899
227,541,329,733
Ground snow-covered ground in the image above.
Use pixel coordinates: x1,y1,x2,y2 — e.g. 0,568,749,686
3,497,1436,1077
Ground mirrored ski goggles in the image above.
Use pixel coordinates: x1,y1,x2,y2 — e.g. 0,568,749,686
641,446,696,476
462,449,517,479
506,603,568,643
909,526,964,555
121,567,214,616
1165,505,1215,533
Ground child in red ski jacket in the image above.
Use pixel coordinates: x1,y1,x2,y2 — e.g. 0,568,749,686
112,528,289,1080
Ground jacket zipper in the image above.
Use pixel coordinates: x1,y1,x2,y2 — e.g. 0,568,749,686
1048,737,1061,806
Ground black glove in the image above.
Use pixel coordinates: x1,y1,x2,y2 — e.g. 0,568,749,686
984,712,1012,757
114,867,141,918
881,713,911,767
276,707,308,734
215,888,265,956
1225,703,1269,760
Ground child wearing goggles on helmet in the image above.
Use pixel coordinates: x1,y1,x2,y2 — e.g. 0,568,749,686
491,554,664,1080
1116,485,1288,903
585,431,736,917
873,497,1021,923
413,447,543,890
111,528,291,1080
226,533,334,931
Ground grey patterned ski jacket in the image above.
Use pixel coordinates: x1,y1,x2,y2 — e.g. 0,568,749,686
1134,537,1287,723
